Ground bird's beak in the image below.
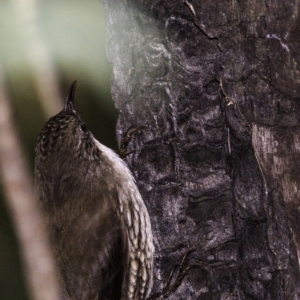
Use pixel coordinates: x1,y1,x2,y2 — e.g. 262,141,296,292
64,80,77,111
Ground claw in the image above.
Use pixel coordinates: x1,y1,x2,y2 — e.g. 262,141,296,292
149,249,201,300
119,125,146,159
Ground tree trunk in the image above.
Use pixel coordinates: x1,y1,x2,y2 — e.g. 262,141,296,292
101,1,300,298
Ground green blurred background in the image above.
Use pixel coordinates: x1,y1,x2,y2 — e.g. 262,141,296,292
0,0,117,299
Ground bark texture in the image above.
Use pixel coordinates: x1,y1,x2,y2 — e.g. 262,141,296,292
102,1,300,299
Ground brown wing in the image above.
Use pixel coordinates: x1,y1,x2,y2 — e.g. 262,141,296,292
47,191,128,300
99,208,129,300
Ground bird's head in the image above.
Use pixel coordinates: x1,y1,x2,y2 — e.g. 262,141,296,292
36,81,95,161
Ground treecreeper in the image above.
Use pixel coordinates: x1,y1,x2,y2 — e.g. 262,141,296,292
35,81,154,300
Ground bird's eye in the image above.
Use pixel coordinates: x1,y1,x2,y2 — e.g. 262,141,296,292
81,124,88,133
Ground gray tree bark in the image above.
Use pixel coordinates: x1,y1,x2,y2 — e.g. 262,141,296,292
101,1,300,299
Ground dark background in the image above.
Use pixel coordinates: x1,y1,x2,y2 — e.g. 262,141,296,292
0,1,115,299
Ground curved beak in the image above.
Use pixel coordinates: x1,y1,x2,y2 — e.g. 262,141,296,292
64,80,77,111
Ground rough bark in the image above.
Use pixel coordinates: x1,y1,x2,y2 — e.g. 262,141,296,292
102,1,300,299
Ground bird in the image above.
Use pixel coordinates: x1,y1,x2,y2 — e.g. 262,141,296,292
35,81,154,300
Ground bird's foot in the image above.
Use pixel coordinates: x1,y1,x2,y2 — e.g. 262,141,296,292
119,125,146,159
149,249,199,300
